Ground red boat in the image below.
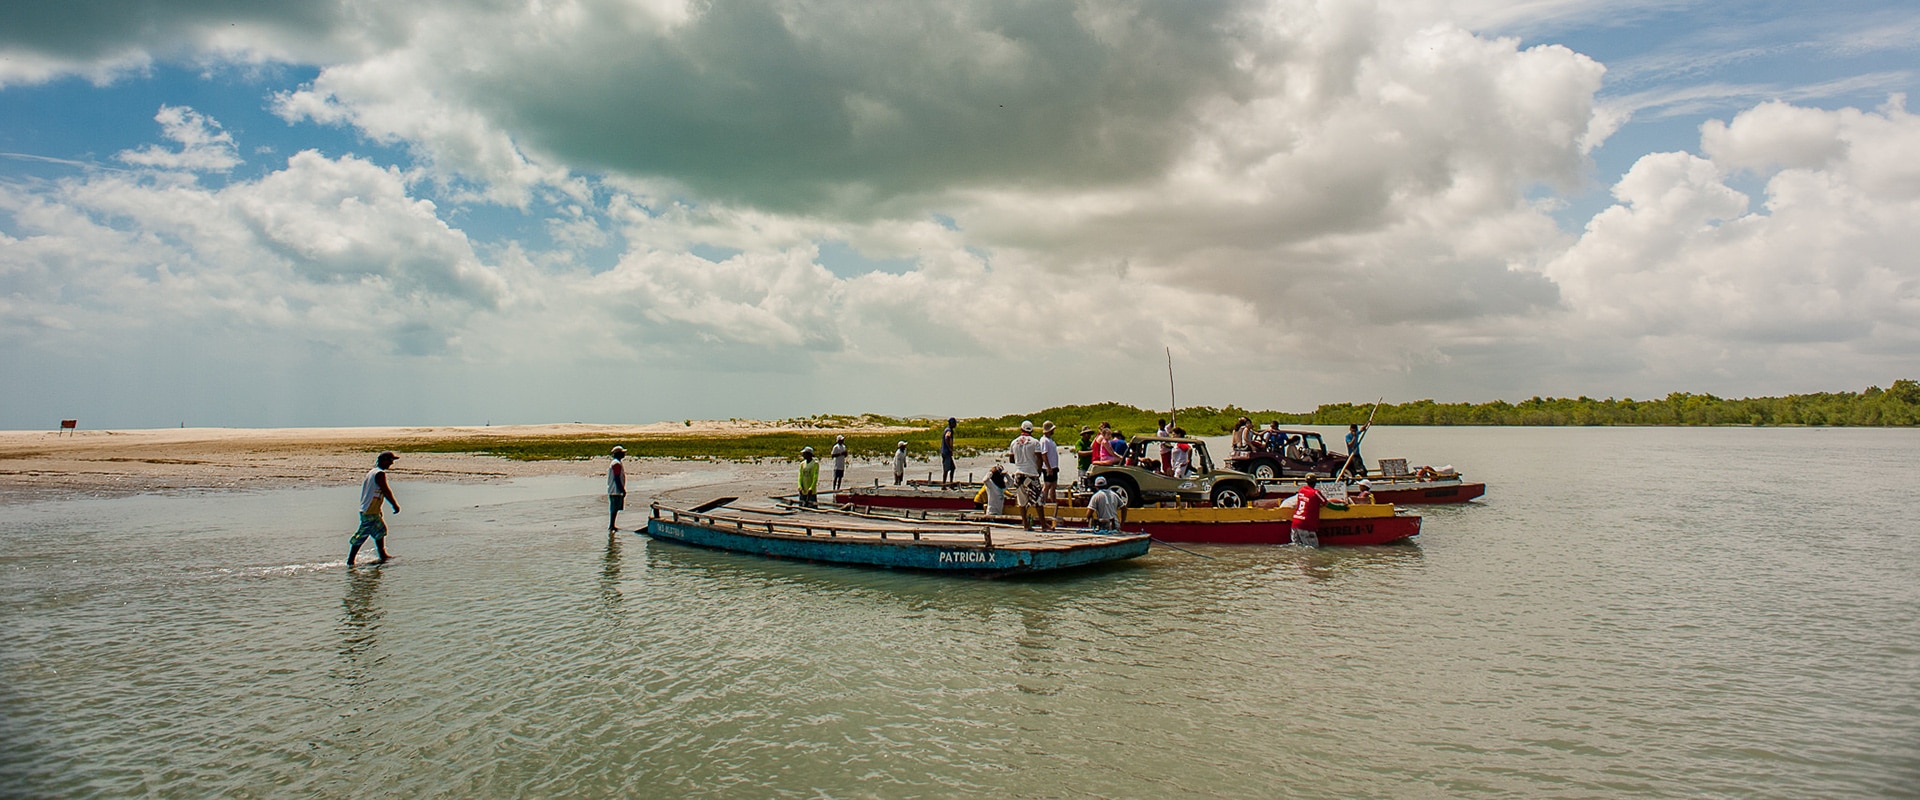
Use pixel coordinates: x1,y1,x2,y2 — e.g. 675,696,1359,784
1095,504,1419,546
1258,476,1485,505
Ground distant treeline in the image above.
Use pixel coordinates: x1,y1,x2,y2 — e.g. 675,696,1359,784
399,381,1919,462
1292,379,1920,427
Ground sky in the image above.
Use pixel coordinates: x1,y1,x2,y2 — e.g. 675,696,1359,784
2,0,1917,428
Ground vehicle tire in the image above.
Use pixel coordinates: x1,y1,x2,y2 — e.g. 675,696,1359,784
1104,475,1138,508
1210,483,1250,508
1249,460,1280,481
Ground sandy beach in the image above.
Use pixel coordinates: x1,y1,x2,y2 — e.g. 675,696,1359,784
0,421,916,503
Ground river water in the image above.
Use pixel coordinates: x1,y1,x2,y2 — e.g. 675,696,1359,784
2,427,1916,798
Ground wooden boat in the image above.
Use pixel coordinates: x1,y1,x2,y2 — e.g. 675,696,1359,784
1058,502,1421,546
644,501,1149,575
835,498,1421,547
832,481,979,510
1256,476,1485,505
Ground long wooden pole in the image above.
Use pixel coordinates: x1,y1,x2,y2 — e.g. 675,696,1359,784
1166,347,1178,425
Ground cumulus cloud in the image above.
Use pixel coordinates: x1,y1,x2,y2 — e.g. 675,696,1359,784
1545,97,1920,388
4,0,1915,425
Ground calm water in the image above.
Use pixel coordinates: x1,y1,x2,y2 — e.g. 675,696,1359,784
2,428,1916,798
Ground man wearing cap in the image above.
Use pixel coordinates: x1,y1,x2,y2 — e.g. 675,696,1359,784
607,446,628,532
1007,421,1046,531
798,447,820,507
892,440,909,485
1087,476,1127,533
830,435,849,490
1350,480,1374,505
348,451,400,565
1039,421,1060,525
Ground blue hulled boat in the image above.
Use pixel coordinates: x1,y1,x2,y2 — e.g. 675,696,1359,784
643,502,1148,576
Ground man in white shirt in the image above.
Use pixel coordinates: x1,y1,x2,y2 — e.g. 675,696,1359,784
830,435,849,490
1087,476,1127,533
1007,420,1046,531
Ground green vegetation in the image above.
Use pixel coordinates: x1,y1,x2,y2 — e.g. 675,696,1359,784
393,380,1919,462
1300,379,1920,427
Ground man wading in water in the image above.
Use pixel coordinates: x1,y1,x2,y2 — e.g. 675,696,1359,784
348,451,401,565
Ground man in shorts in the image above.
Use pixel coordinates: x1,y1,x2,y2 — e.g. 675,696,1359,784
349,451,400,565
607,445,627,532
1007,421,1046,531
1087,476,1127,533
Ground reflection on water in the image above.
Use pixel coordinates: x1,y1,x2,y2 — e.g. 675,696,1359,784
2,433,1917,797
598,529,622,616
336,565,385,688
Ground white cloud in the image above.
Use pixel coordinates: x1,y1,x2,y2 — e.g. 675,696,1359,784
116,105,242,172
1544,97,1920,388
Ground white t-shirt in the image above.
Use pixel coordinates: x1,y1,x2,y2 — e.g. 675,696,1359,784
892,448,908,472
607,459,625,495
359,467,387,513
1008,435,1042,476
1171,443,1192,476
1040,435,1059,470
831,443,848,470
1088,487,1125,523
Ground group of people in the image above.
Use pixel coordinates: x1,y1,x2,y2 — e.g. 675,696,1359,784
1074,418,1196,479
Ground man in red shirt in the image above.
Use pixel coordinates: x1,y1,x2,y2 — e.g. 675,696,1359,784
1290,476,1347,548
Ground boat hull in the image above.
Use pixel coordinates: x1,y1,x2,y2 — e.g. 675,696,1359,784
1063,504,1420,546
1258,478,1486,505
644,516,1148,575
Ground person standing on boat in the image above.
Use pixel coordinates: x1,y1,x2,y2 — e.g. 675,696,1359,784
798,446,820,507
348,451,400,566
607,446,627,532
1345,423,1370,478
830,435,849,491
1039,421,1060,511
1290,476,1347,548
891,441,909,485
1075,427,1096,488
1008,421,1046,531
1170,427,1194,477
1156,418,1174,475
940,418,957,484
1088,476,1127,533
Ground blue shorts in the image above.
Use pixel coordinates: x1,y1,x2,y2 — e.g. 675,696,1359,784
350,512,386,546
609,494,625,512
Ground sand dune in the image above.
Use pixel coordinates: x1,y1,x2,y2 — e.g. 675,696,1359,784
0,421,898,501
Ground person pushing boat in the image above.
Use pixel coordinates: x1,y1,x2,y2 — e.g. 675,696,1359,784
1289,475,1347,548
1087,476,1127,533
348,451,400,566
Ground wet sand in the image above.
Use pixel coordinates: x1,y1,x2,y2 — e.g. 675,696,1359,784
0,422,913,504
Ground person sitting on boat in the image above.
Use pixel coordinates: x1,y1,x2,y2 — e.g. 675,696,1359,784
1349,480,1374,504
1111,431,1131,465
1170,427,1195,477
1413,464,1456,481
1090,422,1119,467
1259,421,1284,451
1087,476,1127,533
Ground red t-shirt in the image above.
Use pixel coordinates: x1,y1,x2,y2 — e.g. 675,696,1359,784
1292,486,1325,531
